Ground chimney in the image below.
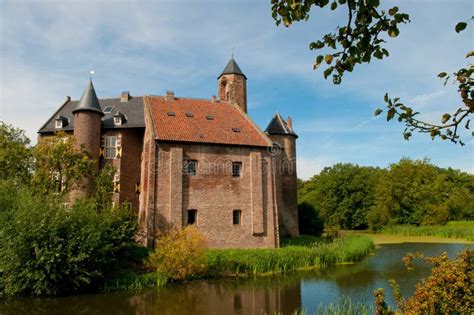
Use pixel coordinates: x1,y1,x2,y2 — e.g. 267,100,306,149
165,90,175,100
120,91,130,102
211,95,217,104
287,116,293,129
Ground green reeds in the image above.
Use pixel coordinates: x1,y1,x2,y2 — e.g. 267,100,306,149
381,221,474,241
102,272,167,292
205,236,374,276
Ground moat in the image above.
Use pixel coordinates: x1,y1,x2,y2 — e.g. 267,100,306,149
1,242,471,315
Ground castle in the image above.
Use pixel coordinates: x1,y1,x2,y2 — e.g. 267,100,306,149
38,58,299,248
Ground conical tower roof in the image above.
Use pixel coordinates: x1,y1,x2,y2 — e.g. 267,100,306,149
265,113,297,137
72,79,104,116
218,58,247,79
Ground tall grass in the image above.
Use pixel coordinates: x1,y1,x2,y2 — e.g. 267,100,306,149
205,236,374,276
381,221,474,241
102,272,167,292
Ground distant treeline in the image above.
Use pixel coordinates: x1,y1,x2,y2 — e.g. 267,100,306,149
298,158,474,231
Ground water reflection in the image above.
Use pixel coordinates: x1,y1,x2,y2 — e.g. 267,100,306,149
1,243,471,315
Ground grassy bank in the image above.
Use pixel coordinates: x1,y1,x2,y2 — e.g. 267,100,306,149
205,235,374,276
379,221,474,242
103,235,374,291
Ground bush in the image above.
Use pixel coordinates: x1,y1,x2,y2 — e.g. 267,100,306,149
298,202,324,236
385,249,473,315
147,227,208,281
0,183,137,296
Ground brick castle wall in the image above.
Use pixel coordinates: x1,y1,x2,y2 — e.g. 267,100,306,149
142,142,279,248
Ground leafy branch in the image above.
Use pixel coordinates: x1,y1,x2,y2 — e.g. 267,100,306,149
375,36,473,145
271,0,410,84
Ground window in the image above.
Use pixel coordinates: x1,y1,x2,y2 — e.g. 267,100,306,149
187,209,197,225
104,136,117,159
114,116,122,126
232,162,242,177
233,210,241,225
55,120,63,129
167,111,176,116
232,127,240,132
185,112,194,117
103,106,114,113
206,115,214,120
185,160,197,176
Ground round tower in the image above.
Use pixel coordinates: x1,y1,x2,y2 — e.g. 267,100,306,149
265,113,299,237
72,79,103,170
218,58,247,113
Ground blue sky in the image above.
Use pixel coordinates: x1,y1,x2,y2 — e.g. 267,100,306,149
0,0,472,179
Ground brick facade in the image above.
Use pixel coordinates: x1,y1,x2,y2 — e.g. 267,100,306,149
139,142,279,248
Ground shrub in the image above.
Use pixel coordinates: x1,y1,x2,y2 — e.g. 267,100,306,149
147,227,208,281
0,183,136,296
397,249,473,314
298,202,324,236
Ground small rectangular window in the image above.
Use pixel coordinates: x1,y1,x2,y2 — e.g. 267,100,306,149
185,160,197,176
232,162,242,177
185,112,194,117
167,111,176,116
55,120,63,129
232,127,240,132
104,136,117,159
206,115,214,120
187,209,197,225
233,210,241,225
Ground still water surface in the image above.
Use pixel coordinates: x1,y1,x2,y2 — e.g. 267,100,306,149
1,243,470,315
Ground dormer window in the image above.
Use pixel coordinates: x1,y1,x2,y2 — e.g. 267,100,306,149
114,116,122,126
55,115,68,129
113,111,125,126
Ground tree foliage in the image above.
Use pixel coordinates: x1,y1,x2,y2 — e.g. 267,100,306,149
0,183,136,296
298,159,474,230
32,132,94,195
271,1,473,144
299,163,383,229
0,122,33,185
0,123,137,296
298,202,324,236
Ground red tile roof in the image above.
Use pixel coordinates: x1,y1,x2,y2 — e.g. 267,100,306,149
146,96,272,147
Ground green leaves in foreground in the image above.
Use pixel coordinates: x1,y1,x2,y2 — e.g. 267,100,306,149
374,49,473,145
272,0,409,84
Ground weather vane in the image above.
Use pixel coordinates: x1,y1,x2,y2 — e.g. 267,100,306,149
231,46,235,58
89,70,95,80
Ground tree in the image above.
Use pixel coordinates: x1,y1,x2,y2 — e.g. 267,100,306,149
271,1,473,145
299,163,383,229
32,132,94,195
0,122,33,185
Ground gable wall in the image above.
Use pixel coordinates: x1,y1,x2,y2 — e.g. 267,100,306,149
150,142,279,248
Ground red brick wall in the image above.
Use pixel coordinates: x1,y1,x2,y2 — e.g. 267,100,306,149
147,142,278,248
269,134,299,237
218,74,247,113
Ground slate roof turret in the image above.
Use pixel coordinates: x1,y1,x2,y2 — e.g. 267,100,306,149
218,58,247,79
72,79,104,116
265,113,298,137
